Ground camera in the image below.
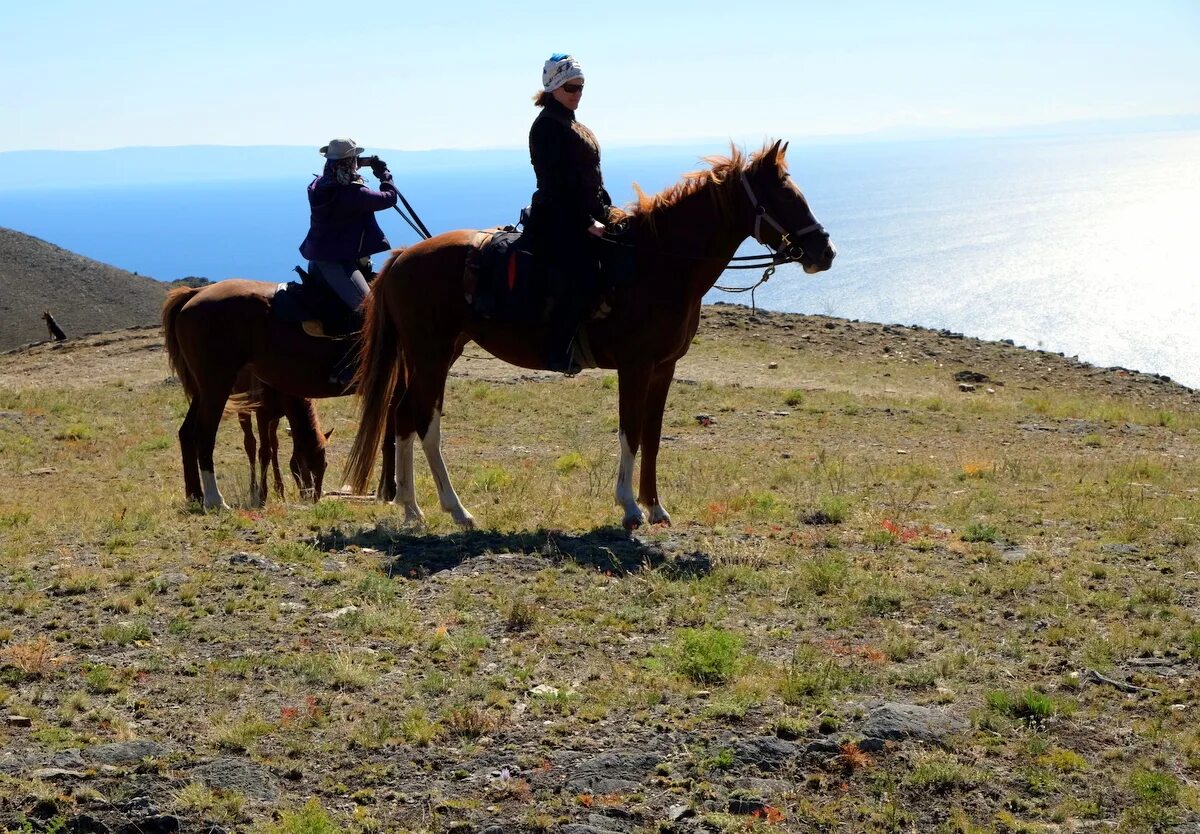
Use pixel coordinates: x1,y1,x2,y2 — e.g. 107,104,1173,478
356,155,381,169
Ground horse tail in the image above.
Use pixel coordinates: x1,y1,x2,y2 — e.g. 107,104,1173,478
162,286,201,402
344,258,401,495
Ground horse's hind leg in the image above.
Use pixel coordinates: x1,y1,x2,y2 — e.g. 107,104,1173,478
390,385,426,526
179,402,204,504
405,351,475,529
419,405,475,529
377,397,398,503
194,377,239,510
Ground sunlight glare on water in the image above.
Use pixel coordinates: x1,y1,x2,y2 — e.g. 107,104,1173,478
747,131,1200,388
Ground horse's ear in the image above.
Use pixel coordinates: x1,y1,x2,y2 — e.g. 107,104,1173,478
324,428,334,441
780,141,789,158
762,139,783,169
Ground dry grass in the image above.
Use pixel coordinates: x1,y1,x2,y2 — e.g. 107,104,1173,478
1,308,1198,832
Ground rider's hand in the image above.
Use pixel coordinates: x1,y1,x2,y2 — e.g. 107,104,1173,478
587,219,605,237
370,159,389,179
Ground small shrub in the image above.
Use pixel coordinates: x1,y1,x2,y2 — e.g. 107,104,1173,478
473,466,513,491
865,529,897,549
444,705,501,738
399,708,441,746
99,620,151,646
803,496,848,525
214,714,273,752
905,752,978,793
988,688,1054,723
861,589,905,616
784,389,805,407
802,552,849,596
1129,768,1180,803
260,798,344,834
961,523,998,543
55,423,94,441
355,572,397,606
670,628,744,684
0,511,31,528
1039,747,1086,773
554,452,585,474
505,598,538,633
174,782,246,824
84,664,122,694
0,635,66,677
706,747,736,771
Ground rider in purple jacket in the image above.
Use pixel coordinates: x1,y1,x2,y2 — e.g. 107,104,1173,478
299,138,398,330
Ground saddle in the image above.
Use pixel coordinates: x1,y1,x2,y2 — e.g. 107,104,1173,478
463,224,638,327
463,228,548,326
272,267,358,339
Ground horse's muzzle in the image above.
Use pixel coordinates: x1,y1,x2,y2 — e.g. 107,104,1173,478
803,239,837,274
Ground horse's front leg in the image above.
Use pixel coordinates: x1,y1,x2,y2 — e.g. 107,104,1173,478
638,361,676,526
616,365,652,530
265,414,285,500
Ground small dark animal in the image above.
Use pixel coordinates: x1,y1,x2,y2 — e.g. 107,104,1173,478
43,311,66,341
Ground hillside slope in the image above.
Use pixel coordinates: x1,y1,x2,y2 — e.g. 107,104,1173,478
0,227,167,351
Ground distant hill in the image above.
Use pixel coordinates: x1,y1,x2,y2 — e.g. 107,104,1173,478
0,227,168,351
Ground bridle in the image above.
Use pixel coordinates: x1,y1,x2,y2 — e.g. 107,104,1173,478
740,174,824,263
707,174,828,311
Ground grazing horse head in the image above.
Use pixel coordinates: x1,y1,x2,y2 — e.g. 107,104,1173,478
739,141,836,275
290,427,333,501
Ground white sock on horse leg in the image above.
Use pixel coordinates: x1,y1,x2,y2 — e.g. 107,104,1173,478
421,408,475,529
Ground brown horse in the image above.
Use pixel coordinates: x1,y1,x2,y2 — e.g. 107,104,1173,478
230,368,331,505
162,282,389,509
344,141,836,529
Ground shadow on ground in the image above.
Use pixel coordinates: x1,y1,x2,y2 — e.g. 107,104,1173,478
314,525,714,579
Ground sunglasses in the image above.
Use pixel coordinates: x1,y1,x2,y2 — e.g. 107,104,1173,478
560,83,584,94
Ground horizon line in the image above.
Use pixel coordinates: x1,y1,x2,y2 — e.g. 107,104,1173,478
2,112,1197,156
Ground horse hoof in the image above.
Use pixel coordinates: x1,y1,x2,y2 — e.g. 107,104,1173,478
649,507,672,526
622,511,646,532
394,502,426,526
455,512,477,531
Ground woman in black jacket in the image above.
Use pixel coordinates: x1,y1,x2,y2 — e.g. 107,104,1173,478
527,54,611,373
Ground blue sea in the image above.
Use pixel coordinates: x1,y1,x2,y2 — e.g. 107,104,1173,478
0,131,1196,387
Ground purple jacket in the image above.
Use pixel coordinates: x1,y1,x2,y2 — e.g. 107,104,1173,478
299,174,399,262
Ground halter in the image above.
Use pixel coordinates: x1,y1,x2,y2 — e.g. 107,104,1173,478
740,175,823,261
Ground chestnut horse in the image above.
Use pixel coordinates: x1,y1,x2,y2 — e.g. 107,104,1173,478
344,141,836,529
162,283,389,509
231,368,330,505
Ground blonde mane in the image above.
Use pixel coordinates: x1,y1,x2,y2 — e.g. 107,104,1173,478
620,142,787,233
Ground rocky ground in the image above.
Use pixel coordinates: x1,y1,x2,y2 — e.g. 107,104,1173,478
1,304,1198,833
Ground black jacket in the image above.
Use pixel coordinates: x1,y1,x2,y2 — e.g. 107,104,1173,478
528,98,610,237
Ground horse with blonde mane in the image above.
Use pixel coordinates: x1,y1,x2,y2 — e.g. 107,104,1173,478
344,141,835,530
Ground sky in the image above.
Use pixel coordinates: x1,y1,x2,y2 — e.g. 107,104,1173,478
1,0,1198,153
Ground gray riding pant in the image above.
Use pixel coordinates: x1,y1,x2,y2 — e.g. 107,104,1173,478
308,259,370,311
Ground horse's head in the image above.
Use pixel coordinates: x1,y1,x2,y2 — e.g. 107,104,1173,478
290,427,333,501
741,141,836,274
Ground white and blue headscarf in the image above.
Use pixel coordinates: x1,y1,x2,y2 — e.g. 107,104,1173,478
542,54,583,92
